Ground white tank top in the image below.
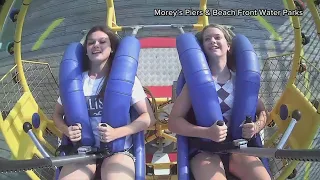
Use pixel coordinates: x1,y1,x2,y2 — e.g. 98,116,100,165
57,71,147,148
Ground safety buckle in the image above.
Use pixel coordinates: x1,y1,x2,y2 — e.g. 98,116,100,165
233,139,248,149
97,147,112,157
77,146,93,155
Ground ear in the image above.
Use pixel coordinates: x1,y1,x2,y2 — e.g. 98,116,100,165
227,45,231,52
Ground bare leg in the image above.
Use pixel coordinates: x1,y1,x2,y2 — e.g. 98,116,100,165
58,160,96,180
101,153,135,180
190,152,227,180
229,154,271,180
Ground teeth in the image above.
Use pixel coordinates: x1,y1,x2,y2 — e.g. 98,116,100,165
92,49,101,54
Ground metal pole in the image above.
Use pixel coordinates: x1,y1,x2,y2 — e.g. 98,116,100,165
171,24,187,34
23,122,51,158
230,147,278,158
51,154,104,167
120,24,194,31
178,27,185,34
131,26,141,37
276,118,297,149
27,130,51,158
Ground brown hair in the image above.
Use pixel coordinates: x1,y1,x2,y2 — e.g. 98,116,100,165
82,25,120,98
196,24,236,71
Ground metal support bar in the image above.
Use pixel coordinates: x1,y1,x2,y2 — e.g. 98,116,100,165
131,26,142,37
230,147,278,158
120,24,194,31
172,24,185,34
1,147,320,173
23,122,51,158
26,130,51,158
51,154,104,167
276,109,301,149
113,23,234,35
178,27,185,34
230,147,320,162
126,24,193,36
276,118,297,149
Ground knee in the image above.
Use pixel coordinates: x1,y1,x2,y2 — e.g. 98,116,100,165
230,154,270,180
58,164,96,180
230,154,261,171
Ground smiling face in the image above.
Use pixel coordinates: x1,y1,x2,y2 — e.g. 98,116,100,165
202,27,230,59
86,31,112,64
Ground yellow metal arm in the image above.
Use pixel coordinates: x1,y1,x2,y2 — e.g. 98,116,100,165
14,0,32,93
106,0,121,32
106,0,209,32
0,0,14,32
194,0,209,31
285,0,302,86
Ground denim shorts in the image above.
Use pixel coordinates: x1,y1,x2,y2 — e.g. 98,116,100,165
109,145,135,162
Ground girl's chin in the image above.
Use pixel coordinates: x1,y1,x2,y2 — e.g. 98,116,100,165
90,58,107,63
207,52,222,57
89,55,108,62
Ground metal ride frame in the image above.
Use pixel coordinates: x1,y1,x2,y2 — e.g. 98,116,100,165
0,1,62,179
262,1,320,178
0,0,319,179
104,0,320,179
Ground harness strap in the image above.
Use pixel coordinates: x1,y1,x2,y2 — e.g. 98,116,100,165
55,144,78,156
188,138,240,153
55,144,132,157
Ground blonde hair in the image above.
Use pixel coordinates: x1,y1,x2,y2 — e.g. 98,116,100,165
197,24,236,71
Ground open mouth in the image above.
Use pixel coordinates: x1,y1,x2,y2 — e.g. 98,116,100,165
92,50,102,54
210,45,219,50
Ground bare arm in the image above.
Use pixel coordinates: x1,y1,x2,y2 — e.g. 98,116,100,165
115,98,156,138
255,98,268,133
52,103,70,137
168,85,209,139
